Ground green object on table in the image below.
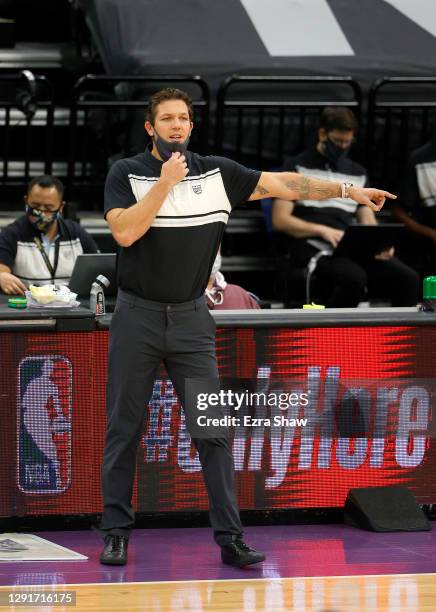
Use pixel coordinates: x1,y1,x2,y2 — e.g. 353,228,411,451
7,297,27,309
422,276,436,312
423,276,436,299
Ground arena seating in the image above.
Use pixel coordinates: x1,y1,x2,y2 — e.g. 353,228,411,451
2,69,436,301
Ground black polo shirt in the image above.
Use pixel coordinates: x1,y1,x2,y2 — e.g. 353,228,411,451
282,147,367,230
104,148,260,302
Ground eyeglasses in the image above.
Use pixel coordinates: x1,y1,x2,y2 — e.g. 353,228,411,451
27,203,61,214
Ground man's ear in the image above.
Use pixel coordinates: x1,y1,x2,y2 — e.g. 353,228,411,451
59,201,66,214
318,127,328,142
24,194,28,205
144,120,154,137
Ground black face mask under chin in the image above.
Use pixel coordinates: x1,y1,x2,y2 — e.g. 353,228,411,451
152,128,190,161
323,138,351,165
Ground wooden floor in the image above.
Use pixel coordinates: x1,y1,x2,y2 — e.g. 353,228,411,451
1,573,436,611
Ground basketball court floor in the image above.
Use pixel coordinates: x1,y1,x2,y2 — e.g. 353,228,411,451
0,524,435,610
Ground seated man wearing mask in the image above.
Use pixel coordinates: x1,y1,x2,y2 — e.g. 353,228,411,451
0,175,98,295
206,251,261,310
272,107,419,307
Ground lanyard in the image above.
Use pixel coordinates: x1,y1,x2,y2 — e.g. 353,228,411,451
33,236,60,282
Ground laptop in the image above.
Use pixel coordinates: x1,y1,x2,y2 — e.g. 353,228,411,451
333,224,406,261
68,253,118,296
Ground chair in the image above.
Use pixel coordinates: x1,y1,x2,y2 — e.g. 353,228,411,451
260,198,323,307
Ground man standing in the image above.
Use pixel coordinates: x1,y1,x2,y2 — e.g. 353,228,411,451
100,89,394,567
272,107,419,307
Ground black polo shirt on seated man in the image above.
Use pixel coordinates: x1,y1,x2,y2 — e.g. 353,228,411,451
0,216,98,287
104,148,261,303
282,147,367,251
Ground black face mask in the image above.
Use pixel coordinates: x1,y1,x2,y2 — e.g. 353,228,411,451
26,205,60,233
152,127,190,161
323,138,351,165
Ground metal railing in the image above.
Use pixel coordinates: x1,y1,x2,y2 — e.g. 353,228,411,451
215,75,362,168
366,77,436,190
67,74,210,208
4,72,436,208
0,72,54,196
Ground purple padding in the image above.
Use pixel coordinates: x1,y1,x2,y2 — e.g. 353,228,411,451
0,524,434,586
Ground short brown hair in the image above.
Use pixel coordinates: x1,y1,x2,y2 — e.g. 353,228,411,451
146,88,194,124
320,107,358,132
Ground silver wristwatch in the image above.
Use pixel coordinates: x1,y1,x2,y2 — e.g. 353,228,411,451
341,182,354,199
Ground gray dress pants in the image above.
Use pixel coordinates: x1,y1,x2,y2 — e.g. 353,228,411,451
100,289,243,545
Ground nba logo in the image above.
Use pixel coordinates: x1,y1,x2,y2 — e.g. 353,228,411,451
17,356,72,494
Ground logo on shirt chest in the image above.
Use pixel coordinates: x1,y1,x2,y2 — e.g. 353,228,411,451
192,184,203,195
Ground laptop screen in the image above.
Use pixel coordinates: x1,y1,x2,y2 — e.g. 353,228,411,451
334,224,406,261
68,253,117,296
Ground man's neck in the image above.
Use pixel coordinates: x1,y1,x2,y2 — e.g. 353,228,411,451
150,144,163,161
316,141,326,157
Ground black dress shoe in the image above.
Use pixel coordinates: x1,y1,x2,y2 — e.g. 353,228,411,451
100,535,129,565
221,536,266,567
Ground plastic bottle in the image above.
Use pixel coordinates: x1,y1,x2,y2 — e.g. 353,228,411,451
422,276,436,312
90,274,110,315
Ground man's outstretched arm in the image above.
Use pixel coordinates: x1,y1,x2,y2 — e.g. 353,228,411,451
248,171,396,212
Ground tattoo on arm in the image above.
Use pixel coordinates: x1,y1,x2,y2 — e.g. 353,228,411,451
284,176,310,199
282,174,340,200
253,183,270,196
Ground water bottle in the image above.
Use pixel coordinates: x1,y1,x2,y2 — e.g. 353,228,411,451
90,274,110,315
422,276,436,312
